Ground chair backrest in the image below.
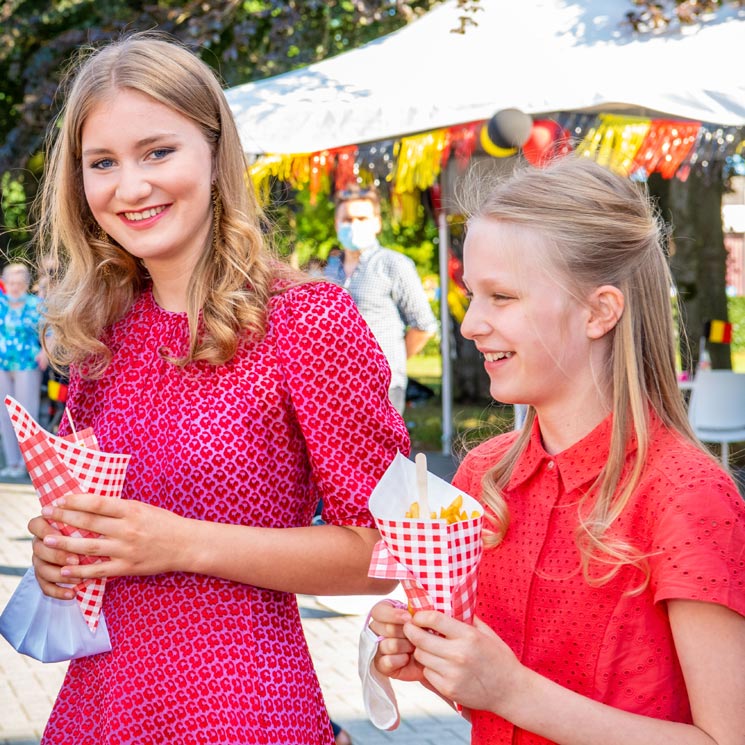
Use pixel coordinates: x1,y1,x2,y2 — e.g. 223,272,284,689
688,370,745,432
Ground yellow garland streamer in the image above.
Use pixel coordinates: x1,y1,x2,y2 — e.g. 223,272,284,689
249,153,313,204
575,114,651,175
392,129,450,195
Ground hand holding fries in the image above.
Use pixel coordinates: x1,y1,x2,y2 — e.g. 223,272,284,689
368,452,484,623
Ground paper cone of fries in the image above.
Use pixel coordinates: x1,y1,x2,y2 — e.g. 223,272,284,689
367,452,483,623
3,396,131,631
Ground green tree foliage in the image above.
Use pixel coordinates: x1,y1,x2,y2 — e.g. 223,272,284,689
0,0,443,255
625,0,744,31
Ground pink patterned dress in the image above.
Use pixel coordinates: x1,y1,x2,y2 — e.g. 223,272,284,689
42,281,409,745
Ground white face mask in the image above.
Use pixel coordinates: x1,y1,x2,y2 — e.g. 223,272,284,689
337,221,378,252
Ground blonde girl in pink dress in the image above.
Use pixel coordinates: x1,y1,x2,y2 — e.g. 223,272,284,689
28,33,408,745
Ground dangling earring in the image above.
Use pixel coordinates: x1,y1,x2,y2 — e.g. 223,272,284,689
211,184,223,263
95,226,112,277
96,225,110,244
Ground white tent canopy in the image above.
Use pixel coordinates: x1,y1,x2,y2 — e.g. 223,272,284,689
225,0,745,453
225,0,745,156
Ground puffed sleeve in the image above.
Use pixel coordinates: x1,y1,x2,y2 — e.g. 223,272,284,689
648,466,745,617
273,281,411,527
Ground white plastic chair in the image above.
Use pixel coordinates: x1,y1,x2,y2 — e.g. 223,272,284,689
687,370,745,469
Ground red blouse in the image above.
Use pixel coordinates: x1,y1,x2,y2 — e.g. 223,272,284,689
42,282,410,745
452,415,745,745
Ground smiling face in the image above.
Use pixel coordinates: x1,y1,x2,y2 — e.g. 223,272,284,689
460,217,603,417
81,89,214,274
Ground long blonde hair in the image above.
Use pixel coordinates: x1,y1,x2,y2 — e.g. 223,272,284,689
36,32,297,374
473,157,701,588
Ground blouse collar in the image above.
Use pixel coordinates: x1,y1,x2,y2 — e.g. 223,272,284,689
508,414,636,494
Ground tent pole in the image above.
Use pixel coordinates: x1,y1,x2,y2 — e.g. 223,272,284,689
438,209,453,455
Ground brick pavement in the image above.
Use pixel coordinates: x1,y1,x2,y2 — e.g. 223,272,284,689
0,479,470,745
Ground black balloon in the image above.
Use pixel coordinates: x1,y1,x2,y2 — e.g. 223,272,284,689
486,108,534,149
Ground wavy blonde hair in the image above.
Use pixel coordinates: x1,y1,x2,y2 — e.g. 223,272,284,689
472,156,702,589
35,32,298,375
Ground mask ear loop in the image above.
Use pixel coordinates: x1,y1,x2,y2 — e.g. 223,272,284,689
359,599,407,731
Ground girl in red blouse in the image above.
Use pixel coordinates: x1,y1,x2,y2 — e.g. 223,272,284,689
370,157,745,745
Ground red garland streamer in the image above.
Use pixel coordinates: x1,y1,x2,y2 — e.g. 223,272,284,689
309,151,333,205
331,145,360,192
445,121,482,169
631,120,701,179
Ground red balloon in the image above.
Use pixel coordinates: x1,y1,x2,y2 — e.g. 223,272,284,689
522,120,572,166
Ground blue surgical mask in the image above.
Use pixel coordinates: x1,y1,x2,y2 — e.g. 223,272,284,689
337,222,378,252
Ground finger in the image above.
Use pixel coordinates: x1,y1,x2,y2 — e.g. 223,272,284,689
40,504,117,537
61,559,112,581
369,617,409,640
28,515,58,540
378,637,414,657
52,493,123,516
32,535,81,569
42,532,111,558
410,609,464,637
375,651,412,677
370,600,411,626
31,557,76,600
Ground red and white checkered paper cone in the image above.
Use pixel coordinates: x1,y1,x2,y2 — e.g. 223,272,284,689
367,453,483,623
4,396,131,631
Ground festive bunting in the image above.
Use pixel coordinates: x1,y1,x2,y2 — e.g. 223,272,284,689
246,110,743,224
332,145,360,191
630,120,700,179
575,114,652,175
392,129,450,194
446,121,483,169
309,151,334,205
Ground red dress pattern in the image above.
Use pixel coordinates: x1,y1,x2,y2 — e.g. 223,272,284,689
452,415,745,745
41,282,409,745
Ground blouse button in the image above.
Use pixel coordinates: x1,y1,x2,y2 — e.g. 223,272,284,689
547,461,555,470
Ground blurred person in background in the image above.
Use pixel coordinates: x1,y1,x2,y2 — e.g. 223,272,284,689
327,185,438,415
0,262,48,477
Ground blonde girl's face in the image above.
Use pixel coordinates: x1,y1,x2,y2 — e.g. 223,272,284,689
80,89,214,273
460,218,598,414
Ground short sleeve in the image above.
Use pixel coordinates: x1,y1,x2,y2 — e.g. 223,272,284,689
273,281,411,527
648,469,745,617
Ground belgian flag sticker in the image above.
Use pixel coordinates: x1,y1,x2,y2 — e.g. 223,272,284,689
705,319,733,344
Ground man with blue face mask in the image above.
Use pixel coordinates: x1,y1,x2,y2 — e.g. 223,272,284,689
325,185,438,415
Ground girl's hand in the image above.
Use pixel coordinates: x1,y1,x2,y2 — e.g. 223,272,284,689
403,610,525,715
28,515,80,600
36,493,192,580
369,600,426,684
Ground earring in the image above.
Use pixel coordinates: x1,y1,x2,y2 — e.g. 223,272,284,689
95,226,112,277
211,184,223,263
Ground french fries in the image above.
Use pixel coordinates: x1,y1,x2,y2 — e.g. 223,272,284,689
404,493,480,524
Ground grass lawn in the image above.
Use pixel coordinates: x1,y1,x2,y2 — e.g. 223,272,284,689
408,353,745,472
406,353,514,453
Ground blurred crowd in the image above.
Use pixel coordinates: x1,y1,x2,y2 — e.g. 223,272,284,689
0,261,66,479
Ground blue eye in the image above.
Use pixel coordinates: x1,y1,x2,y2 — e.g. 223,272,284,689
91,158,115,170
151,148,174,160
